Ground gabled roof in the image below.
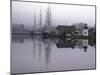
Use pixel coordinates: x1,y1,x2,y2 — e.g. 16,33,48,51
56,25,75,31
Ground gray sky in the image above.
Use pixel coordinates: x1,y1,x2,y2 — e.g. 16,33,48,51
12,1,95,27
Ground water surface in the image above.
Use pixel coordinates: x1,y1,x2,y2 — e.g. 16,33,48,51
11,35,96,74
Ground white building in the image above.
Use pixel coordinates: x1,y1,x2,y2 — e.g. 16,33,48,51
82,24,88,37
74,23,88,37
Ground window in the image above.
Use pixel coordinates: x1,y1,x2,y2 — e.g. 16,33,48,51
85,32,87,34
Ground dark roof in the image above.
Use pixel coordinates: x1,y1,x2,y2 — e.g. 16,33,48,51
56,25,75,31
84,24,88,29
56,42,75,48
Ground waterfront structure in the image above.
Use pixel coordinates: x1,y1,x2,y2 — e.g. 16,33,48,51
74,23,88,37
56,25,75,37
56,23,88,37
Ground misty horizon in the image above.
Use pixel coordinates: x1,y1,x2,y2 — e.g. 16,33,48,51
12,1,95,28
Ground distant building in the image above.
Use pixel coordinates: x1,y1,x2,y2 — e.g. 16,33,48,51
56,23,89,37
73,23,88,36
12,24,30,34
12,24,25,33
56,25,75,37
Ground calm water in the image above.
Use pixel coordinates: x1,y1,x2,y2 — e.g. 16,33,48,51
11,35,96,74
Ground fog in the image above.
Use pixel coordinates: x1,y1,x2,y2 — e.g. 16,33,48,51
12,1,95,28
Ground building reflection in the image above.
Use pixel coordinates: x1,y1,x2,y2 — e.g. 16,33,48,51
56,38,89,52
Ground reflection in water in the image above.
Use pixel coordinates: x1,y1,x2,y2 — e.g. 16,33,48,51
11,35,96,74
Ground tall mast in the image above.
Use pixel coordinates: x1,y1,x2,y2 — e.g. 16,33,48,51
46,3,51,27
40,7,42,32
48,3,51,26
34,10,36,31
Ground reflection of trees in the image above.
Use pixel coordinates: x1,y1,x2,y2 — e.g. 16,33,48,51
12,36,24,44
12,35,31,43
88,38,96,47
